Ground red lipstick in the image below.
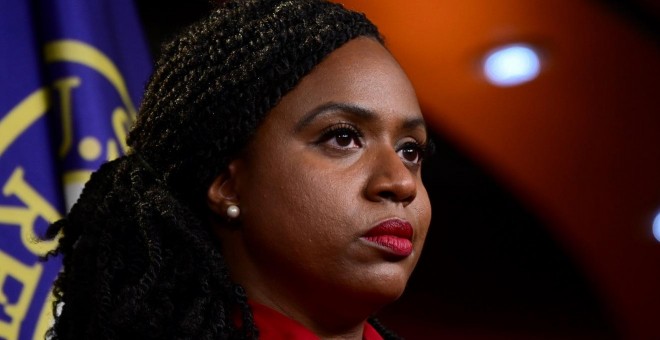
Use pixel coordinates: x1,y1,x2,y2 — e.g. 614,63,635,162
362,219,413,257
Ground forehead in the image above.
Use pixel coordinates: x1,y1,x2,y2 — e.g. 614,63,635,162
271,37,421,122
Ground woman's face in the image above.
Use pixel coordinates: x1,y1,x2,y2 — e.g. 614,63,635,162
213,37,431,325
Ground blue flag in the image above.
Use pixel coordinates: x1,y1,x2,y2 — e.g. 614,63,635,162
0,1,152,339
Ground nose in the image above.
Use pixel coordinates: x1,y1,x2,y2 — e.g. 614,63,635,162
364,146,417,206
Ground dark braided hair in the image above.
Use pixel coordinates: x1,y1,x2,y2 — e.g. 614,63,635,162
44,0,402,339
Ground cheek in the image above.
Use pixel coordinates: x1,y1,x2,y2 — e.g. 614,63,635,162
240,151,361,259
291,167,363,240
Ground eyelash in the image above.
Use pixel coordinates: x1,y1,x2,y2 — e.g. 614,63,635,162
316,123,428,165
317,123,363,149
397,141,427,166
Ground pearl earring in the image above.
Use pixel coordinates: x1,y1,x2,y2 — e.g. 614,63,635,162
227,205,240,219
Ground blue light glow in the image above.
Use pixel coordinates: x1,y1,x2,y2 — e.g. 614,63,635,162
653,211,660,242
483,44,541,87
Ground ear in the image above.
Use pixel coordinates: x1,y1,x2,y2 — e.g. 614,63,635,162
207,159,241,217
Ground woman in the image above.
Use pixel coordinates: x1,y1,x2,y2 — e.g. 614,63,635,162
45,0,432,339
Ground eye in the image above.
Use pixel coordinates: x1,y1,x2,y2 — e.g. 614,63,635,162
397,141,426,165
318,123,363,149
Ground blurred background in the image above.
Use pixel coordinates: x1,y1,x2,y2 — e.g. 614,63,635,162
134,0,660,339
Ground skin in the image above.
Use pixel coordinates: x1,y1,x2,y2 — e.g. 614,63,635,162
208,37,432,339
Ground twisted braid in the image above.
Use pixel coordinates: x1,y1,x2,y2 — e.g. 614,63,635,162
45,0,394,338
46,156,249,339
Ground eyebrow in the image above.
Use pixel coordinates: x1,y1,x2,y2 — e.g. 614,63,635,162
294,101,427,133
294,102,374,132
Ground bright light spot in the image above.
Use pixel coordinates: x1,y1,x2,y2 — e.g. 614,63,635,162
483,44,541,87
653,211,660,242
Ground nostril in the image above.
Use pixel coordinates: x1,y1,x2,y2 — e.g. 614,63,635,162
378,190,397,201
377,187,416,205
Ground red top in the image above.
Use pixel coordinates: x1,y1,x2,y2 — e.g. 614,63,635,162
249,301,384,340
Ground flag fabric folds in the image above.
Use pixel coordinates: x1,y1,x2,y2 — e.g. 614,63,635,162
0,1,152,339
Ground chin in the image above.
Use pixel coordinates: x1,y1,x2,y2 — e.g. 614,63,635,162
355,265,411,309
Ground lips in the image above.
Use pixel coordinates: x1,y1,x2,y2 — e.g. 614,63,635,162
361,219,413,257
